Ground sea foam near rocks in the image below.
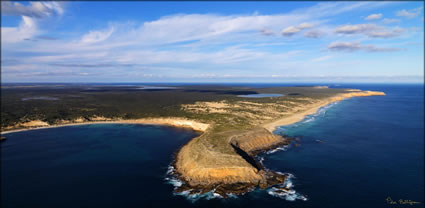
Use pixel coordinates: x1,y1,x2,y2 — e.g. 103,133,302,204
267,172,307,201
164,164,232,202
265,145,288,154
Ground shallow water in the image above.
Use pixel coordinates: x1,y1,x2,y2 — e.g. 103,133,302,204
1,84,424,208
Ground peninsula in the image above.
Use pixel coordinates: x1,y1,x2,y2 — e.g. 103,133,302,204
0,84,385,196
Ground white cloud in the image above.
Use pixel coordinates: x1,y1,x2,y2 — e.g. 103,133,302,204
291,1,391,19
396,7,423,19
328,41,402,52
281,22,313,36
1,16,38,43
1,2,65,44
367,27,406,38
304,30,324,38
137,14,308,44
335,24,377,34
281,26,301,36
3,1,411,81
298,22,313,29
365,13,382,20
81,27,115,44
335,23,405,38
1,1,64,18
382,18,401,24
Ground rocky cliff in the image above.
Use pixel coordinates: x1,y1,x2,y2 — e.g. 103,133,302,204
174,90,386,195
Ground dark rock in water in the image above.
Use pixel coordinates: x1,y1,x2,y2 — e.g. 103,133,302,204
274,187,296,194
215,182,255,196
0,136,6,141
173,133,292,197
263,171,287,187
174,181,256,198
175,183,193,193
173,170,288,197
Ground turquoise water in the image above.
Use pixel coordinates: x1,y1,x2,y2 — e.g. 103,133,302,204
237,93,283,98
1,84,423,208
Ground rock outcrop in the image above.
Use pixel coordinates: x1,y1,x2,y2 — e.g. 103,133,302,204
174,90,386,195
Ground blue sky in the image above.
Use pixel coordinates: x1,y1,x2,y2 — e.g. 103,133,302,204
1,1,424,83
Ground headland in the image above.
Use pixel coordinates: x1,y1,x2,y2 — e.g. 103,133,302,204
0,84,385,196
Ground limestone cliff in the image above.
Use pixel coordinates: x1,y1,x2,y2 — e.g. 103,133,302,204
174,90,386,194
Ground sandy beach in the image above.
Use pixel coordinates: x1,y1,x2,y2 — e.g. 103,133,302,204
1,118,210,135
263,90,386,133
1,91,385,136
1,89,387,196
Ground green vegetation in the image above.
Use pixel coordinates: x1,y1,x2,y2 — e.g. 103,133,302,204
1,84,347,130
2,83,375,194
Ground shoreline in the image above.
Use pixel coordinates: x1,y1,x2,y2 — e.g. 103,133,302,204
263,90,386,133
1,89,386,197
262,100,329,133
0,118,210,135
2,91,385,136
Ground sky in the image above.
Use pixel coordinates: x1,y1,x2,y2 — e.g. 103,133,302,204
1,1,424,83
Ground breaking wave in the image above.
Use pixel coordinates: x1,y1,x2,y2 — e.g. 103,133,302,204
267,173,308,201
266,145,288,154
164,95,337,203
165,164,307,202
174,189,224,203
164,165,232,202
264,102,340,202
276,101,340,133
164,165,183,187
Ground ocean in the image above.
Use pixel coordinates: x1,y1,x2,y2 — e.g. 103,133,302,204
1,84,423,208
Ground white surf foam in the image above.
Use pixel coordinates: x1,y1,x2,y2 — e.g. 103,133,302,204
164,164,236,202
266,145,288,154
174,189,225,202
277,101,340,132
267,172,307,201
164,165,184,188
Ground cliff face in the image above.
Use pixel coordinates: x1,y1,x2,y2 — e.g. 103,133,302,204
230,128,287,154
174,90,386,195
2,87,385,196
174,128,288,195
175,134,264,186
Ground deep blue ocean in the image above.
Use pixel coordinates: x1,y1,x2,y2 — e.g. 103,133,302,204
1,84,424,208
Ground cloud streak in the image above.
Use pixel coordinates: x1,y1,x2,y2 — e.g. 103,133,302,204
81,26,115,44
1,1,420,82
396,7,423,19
365,13,382,20
281,22,313,36
382,18,400,24
335,23,405,38
304,30,324,38
328,42,403,52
